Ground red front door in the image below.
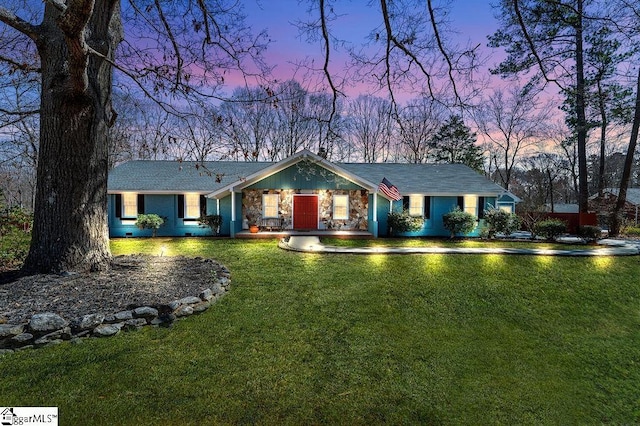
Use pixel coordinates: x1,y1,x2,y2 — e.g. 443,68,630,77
293,195,318,230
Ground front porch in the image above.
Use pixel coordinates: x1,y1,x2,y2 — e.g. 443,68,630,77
236,230,374,239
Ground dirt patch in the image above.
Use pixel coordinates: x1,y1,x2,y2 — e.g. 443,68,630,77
0,255,228,325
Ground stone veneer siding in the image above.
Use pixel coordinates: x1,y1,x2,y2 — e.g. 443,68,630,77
243,189,368,230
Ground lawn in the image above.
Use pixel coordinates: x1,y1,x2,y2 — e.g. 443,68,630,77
1,237,640,424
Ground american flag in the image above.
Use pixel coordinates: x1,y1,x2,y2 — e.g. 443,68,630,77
378,177,402,201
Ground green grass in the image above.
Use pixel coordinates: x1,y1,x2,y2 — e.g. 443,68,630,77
2,237,640,424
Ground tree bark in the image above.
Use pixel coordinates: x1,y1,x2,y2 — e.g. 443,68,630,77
610,68,640,237
22,1,121,273
575,0,589,213
597,79,607,197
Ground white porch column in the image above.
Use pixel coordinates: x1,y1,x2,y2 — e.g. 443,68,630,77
216,198,220,215
373,192,378,222
230,189,236,237
371,191,379,238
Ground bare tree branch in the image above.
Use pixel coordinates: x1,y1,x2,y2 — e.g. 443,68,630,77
196,0,212,44
153,0,183,92
0,53,40,73
0,6,40,41
318,0,341,141
380,0,435,100
512,0,563,90
426,0,462,105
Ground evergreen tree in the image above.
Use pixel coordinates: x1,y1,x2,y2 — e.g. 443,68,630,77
429,115,484,172
490,0,590,212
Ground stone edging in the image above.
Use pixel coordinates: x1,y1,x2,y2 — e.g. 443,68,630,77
0,272,231,355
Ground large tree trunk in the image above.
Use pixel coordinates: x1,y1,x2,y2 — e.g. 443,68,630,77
22,2,121,273
597,79,607,197
610,68,640,237
575,0,589,213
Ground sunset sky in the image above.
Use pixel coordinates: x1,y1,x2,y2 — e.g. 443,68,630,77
240,0,500,96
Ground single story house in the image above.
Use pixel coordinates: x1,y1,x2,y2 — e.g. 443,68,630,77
589,188,640,225
544,203,579,214
107,149,519,238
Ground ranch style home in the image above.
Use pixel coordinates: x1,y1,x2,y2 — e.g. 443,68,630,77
107,149,519,238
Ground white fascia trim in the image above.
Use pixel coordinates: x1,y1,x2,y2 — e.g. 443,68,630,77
404,192,502,197
107,190,211,194
207,149,380,199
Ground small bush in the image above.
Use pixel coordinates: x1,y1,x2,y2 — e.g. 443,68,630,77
535,219,567,240
388,210,424,235
136,213,165,237
0,227,30,271
483,208,521,238
0,206,32,271
624,226,640,237
199,214,223,235
0,206,32,235
519,212,546,239
577,225,601,242
442,207,476,238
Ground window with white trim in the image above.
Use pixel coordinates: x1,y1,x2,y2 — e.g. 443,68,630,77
409,195,424,217
333,194,349,220
263,194,279,218
184,193,201,219
122,193,137,218
464,195,478,217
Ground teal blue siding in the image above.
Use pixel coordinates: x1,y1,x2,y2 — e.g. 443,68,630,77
108,193,499,237
496,193,517,213
218,194,234,236
247,163,363,191
384,195,498,237
109,194,214,237
375,195,391,236
145,195,176,236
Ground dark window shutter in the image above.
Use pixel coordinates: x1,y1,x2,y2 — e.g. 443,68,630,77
115,194,122,218
402,196,410,211
137,194,145,214
478,197,485,219
200,195,207,217
457,196,464,210
424,196,431,219
177,194,185,219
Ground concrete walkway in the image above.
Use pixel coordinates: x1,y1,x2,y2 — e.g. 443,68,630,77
278,236,640,256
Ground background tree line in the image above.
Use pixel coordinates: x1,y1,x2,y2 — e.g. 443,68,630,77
4,75,639,215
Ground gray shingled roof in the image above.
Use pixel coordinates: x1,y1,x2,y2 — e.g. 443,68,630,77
341,163,507,195
600,188,640,206
108,159,507,196
107,160,271,192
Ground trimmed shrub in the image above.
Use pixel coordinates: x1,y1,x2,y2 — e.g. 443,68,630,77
388,210,424,235
577,225,601,242
535,219,567,241
199,214,223,235
442,207,476,238
135,213,165,237
483,208,521,238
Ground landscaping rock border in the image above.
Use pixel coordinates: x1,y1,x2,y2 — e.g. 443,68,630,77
0,265,231,354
